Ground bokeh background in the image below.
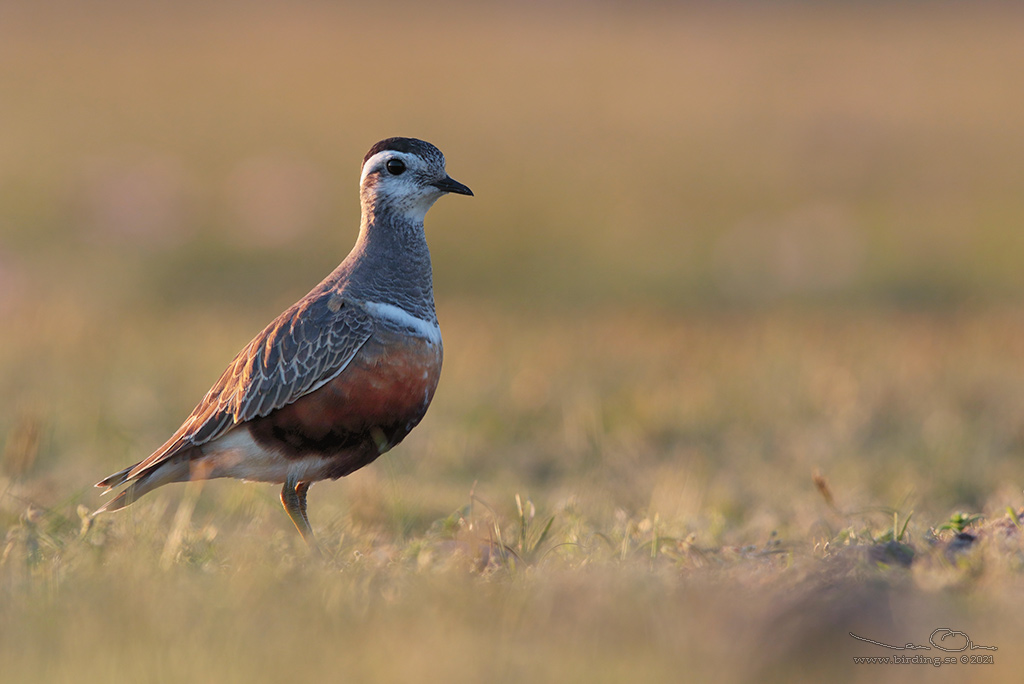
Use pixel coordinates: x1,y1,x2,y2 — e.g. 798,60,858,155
3,2,1024,682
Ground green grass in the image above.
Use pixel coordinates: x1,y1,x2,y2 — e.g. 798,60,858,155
4,2,1024,682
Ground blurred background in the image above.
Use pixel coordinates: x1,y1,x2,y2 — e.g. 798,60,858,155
3,1,1022,313
3,2,1024,682
4,0,1024,512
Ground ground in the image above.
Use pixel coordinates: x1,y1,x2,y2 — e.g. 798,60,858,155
5,306,1024,683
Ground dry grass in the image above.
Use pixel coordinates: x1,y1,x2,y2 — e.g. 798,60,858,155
4,2,1024,683
6,306,1024,683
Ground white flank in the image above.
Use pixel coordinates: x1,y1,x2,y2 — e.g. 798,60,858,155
203,429,335,483
362,300,441,345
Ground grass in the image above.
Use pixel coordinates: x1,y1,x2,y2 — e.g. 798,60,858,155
4,2,1024,682
7,306,1024,683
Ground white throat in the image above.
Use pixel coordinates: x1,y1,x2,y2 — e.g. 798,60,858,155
359,151,443,223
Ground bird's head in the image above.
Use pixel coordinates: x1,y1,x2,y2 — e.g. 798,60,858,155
359,137,472,221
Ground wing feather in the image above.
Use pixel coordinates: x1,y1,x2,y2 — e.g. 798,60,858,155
122,296,373,481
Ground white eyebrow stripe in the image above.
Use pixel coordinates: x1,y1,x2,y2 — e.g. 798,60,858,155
361,150,413,185
361,300,441,345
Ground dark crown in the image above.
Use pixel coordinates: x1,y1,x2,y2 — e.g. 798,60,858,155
363,137,444,167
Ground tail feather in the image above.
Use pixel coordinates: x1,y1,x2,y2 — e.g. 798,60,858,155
95,464,137,491
92,457,192,516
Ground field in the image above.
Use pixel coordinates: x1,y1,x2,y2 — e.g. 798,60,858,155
3,2,1024,682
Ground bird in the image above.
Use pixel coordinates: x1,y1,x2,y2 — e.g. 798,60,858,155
94,137,472,550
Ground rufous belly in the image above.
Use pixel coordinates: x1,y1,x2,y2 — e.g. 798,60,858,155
245,329,442,478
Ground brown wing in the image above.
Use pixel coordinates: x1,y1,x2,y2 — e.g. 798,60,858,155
121,294,373,482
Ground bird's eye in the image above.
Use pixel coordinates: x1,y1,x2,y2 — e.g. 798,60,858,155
385,159,406,175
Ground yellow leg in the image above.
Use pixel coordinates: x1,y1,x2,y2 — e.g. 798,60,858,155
280,476,321,555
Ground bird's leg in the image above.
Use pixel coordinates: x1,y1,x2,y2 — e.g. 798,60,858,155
281,476,321,555
295,480,312,530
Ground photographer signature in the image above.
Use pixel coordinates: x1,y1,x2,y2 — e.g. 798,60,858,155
849,628,997,652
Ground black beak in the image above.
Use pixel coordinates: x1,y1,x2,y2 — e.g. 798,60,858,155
433,175,473,196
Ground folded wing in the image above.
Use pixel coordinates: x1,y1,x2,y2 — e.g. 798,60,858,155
97,295,373,489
